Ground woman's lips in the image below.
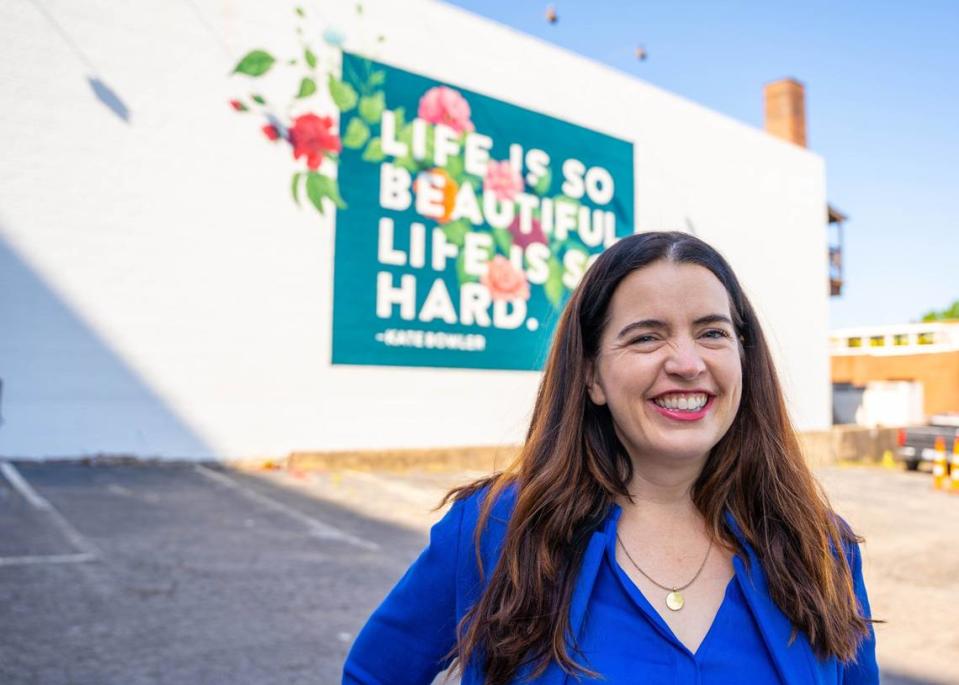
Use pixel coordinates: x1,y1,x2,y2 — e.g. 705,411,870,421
648,395,714,422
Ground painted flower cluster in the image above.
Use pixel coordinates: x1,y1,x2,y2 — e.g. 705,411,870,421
335,67,598,309
228,6,358,215
229,6,605,311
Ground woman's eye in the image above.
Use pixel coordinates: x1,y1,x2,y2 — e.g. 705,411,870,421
628,330,729,345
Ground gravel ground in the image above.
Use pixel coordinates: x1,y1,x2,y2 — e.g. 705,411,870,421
0,460,954,684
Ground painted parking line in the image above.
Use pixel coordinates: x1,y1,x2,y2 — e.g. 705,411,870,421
0,552,97,567
0,461,100,565
1,460,51,509
194,465,379,551
340,470,451,509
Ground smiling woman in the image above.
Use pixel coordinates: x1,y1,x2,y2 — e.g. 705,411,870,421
343,231,879,685
586,261,744,473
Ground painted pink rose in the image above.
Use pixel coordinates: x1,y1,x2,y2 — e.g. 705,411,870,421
508,214,547,249
483,160,524,201
481,255,530,302
417,86,475,134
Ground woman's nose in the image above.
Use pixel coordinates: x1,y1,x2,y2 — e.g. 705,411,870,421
663,338,707,377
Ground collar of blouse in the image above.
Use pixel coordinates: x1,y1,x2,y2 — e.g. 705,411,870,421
549,508,820,685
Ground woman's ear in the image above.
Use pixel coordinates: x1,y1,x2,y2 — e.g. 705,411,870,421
585,359,607,406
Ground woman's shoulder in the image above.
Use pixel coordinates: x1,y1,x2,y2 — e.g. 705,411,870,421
829,511,864,569
448,475,520,533
428,476,520,594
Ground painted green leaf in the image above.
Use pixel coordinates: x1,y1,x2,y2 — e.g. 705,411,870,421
327,74,358,112
296,77,317,98
232,50,275,77
291,172,303,206
492,227,513,256
455,251,478,285
362,137,385,162
305,174,326,215
545,256,565,308
442,219,471,248
369,70,386,87
393,107,406,129
445,154,465,183
305,172,347,214
394,155,418,173
424,125,436,164
295,6,305,17
358,92,385,125
397,122,413,146
251,94,266,105
533,169,552,196
323,176,347,209
342,117,370,149
485,236,498,261
304,48,317,69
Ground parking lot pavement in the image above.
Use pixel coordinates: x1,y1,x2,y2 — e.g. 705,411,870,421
815,466,959,685
0,460,955,685
0,461,435,685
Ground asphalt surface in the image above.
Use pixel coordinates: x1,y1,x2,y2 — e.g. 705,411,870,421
0,460,954,685
0,462,437,685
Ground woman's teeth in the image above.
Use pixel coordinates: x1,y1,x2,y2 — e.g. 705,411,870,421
653,393,708,411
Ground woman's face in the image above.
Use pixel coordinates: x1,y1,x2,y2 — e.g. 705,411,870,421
586,260,743,467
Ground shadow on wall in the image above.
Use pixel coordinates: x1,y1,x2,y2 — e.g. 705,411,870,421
87,77,130,122
26,0,131,123
0,233,214,458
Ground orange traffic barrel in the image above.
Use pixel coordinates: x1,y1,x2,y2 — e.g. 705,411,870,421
932,435,948,490
950,437,959,494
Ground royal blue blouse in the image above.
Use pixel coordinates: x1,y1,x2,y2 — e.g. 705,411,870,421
342,482,879,685
575,504,784,684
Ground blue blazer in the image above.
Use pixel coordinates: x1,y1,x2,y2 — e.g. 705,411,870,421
343,483,879,684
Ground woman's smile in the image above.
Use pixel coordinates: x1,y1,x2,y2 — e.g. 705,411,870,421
647,394,716,422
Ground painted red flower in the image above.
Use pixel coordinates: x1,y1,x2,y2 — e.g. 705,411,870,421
262,124,281,141
288,114,341,170
229,99,246,112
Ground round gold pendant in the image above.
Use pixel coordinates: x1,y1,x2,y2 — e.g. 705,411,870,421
665,591,684,611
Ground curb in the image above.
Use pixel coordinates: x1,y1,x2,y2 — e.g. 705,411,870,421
286,444,520,473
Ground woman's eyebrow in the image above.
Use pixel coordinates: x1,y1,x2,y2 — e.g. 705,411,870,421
616,314,734,339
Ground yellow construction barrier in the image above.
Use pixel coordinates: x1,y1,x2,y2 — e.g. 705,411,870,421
950,437,959,494
881,449,897,469
932,435,948,490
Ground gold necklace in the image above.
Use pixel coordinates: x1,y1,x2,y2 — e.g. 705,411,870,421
616,532,712,611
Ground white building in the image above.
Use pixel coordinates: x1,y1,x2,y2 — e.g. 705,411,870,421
0,0,831,459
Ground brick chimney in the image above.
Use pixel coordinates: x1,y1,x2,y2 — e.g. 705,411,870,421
763,78,806,147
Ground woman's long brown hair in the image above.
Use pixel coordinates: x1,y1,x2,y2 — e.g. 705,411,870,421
441,231,871,684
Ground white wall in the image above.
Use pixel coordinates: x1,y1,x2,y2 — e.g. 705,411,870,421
0,0,829,459
857,381,925,427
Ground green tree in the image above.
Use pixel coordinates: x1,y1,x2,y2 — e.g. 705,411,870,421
920,299,959,321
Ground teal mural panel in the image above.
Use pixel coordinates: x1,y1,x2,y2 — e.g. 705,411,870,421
332,53,635,371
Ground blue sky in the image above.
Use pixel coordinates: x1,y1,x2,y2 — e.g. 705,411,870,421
444,0,958,328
